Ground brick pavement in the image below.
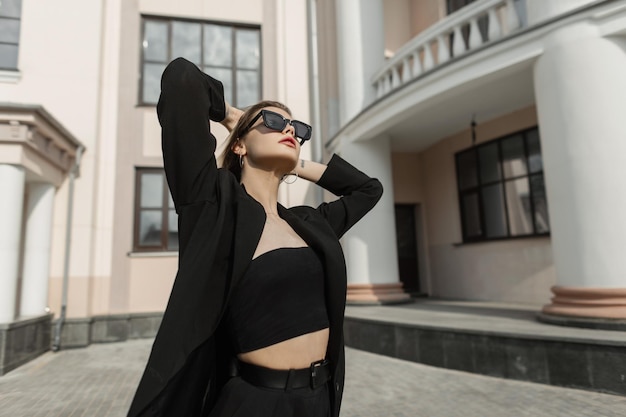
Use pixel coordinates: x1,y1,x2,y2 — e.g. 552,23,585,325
1,339,625,417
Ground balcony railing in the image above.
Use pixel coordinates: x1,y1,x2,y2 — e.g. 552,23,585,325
373,0,526,99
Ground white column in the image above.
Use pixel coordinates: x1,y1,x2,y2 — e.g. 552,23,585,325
335,0,385,125
534,25,626,319
19,183,55,317
341,138,410,304
0,164,25,323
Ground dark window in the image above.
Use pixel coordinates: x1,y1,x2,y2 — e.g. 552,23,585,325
447,0,526,23
447,0,477,14
0,0,22,70
134,168,178,252
140,16,261,107
446,0,527,52
447,0,488,46
455,127,550,242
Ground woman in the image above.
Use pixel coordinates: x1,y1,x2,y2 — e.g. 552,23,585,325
127,57,382,417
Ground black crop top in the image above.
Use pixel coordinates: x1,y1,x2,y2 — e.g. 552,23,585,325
224,247,329,354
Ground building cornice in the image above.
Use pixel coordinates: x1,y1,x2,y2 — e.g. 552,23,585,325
0,103,85,180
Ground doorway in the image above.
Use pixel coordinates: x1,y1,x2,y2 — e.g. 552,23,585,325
394,204,421,294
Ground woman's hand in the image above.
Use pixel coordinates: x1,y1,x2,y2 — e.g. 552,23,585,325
220,102,243,133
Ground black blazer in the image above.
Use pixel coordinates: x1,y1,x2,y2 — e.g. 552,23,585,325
127,58,383,417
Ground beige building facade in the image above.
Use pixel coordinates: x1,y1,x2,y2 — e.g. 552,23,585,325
1,0,625,374
0,0,315,374
313,0,626,322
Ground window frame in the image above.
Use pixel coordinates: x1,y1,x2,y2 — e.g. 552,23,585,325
455,126,550,243
133,167,178,252
0,0,22,71
138,15,263,107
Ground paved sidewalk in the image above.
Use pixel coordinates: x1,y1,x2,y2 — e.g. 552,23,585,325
1,339,625,417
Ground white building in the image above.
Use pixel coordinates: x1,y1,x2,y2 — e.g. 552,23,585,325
1,0,625,374
0,0,314,374
312,0,626,324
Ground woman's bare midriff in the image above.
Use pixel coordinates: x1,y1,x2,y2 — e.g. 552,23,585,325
237,327,329,370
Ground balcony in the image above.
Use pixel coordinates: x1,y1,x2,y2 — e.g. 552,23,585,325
328,0,624,152
373,0,524,101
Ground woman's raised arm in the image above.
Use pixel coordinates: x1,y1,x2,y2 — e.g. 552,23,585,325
314,154,383,239
293,159,328,183
157,57,226,211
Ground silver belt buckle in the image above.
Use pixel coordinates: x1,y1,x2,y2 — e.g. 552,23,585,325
310,359,328,389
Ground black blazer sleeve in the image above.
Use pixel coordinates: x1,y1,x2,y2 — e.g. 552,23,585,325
157,57,226,212
316,154,383,238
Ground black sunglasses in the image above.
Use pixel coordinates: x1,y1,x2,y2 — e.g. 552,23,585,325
241,110,312,145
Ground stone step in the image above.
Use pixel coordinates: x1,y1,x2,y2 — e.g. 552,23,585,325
344,300,626,396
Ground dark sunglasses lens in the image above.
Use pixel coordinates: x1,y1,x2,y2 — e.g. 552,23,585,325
293,121,312,142
263,112,287,131
262,111,311,143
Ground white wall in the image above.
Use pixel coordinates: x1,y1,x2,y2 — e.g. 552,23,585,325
138,0,263,23
0,1,105,318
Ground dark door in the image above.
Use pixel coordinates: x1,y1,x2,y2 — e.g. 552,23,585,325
394,204,420,293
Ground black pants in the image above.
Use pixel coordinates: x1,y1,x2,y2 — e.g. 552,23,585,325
208,376,331,417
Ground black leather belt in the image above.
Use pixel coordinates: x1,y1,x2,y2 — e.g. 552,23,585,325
238,359,331,390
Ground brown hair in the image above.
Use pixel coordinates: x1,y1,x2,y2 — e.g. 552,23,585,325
219,100,292,181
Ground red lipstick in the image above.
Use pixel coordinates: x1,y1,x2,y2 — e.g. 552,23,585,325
279,137,297,148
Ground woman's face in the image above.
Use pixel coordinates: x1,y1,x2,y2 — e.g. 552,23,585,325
237,106,302,175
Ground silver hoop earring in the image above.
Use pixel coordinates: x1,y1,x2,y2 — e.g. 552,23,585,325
281,172,298,184
239,154,244,168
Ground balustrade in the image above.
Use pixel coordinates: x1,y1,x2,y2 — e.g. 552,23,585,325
373,0,525,99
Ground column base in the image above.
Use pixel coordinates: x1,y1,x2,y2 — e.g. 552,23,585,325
540,286,626,330
346,283,411,305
